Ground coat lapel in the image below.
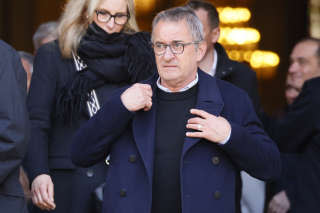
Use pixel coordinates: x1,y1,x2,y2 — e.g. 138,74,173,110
132,75,158,183
182,70,225,156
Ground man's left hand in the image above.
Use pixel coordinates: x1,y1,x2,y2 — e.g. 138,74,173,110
186,109,231,144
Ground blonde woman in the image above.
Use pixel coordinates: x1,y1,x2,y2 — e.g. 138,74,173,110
24,0,155,212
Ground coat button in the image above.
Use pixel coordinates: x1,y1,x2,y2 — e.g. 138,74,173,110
211,156,220,165
86,169,94,177
120,189,127,197
129,155,137,163
105,155,110,165
213,191,221,200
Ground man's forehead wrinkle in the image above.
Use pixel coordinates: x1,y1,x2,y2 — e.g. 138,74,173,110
153,22,192,43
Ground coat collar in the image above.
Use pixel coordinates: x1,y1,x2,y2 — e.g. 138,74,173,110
182,69,224,156
132,70,224,181
215,42,235,79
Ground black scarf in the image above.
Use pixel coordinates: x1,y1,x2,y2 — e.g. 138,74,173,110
56,22,137,122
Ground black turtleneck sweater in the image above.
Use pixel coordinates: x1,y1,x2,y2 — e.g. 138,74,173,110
151,84,198,213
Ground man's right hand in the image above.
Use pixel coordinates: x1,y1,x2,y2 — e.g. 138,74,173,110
121,83,153,112
31,174,56,211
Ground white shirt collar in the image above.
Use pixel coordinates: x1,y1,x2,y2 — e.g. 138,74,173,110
208,49,218,77
156,73,199,93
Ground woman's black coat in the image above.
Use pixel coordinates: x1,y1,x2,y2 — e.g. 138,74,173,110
24,32,155,213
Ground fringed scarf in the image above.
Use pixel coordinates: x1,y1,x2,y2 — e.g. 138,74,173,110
56,22,156,122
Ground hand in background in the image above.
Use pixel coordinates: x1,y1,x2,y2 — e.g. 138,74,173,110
31,174,56,211
268,190,290,213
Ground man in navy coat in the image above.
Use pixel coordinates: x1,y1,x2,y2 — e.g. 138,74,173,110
71,7,281,213
0,40,29,212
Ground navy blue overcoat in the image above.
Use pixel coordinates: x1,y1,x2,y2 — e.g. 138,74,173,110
72,70,281,213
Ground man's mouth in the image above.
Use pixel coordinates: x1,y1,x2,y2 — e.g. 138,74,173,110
163,64,177,68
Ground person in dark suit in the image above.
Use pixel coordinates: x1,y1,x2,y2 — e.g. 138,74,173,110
185,0,260,111
0,40,29,213
266,38,320,213
24,0,155,212
32,21,58,53
186,1,263,212
71,7,281,213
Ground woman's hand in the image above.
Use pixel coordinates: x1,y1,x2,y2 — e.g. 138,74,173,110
31,174,56,211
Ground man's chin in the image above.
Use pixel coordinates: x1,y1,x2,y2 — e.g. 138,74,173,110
159,69,178,78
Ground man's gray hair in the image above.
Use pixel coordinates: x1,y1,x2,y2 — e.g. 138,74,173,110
33,21,58,50
151,6,204,42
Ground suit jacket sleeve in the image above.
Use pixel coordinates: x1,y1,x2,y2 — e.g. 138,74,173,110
0,41,29,184
23,43,59,181
278,133,320,203
71,87,133,167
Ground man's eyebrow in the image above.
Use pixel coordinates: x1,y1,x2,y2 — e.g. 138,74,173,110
172,40,184,43
290,56,307,62
154,40,184,44
297,57,308,62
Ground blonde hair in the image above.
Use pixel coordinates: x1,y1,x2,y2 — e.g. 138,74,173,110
58,0,139,58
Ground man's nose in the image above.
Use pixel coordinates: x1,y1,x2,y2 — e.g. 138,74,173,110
288,60,301,74
163,46,175,60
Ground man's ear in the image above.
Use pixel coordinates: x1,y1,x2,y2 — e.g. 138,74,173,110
210,27,220,43
196,41,207,62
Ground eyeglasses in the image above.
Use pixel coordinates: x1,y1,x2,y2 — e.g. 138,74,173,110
152,41,201,56
95,10,130,25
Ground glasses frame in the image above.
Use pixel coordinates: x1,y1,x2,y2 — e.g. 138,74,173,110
152,41,202,56
95,10,130,25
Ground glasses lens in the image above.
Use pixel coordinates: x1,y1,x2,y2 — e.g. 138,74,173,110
97,12,111,22
171,43,184,54
115,15,128,25
153,43,165,55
